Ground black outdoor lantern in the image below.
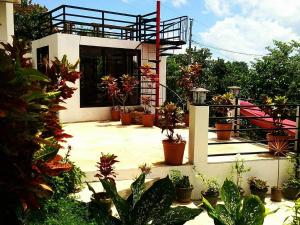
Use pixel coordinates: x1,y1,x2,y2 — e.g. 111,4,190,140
191,88,209,105
228,86,241,97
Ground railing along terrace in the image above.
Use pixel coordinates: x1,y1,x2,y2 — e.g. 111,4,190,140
208,102,300,157
38,5,188,43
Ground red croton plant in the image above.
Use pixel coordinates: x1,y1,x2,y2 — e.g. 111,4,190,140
0,38,80,223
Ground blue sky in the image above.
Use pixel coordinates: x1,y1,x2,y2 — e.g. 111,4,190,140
33,0,300,62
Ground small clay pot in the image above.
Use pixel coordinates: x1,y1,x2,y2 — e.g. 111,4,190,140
120,112,132,125
271,186,282,202
111,109,120,121
176,186,193,203
142,114,154,127
162,140,186,165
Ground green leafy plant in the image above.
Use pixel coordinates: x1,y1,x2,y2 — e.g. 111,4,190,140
261,96,291,136
95,173,202,225
285,198,300,225
248,177,269,192
231,154,251,188
170,169,192,188
211,92,234,123
195,171,220,196
158,102,184,143
203,179,272,225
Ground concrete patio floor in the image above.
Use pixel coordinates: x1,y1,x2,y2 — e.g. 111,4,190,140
61,121,269,173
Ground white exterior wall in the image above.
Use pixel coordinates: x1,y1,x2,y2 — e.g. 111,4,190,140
0,2,14,45
32,33,167,123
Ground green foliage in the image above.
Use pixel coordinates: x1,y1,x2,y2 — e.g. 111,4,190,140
195,171,220,195
14,0,48,41
284,198,300,225
170,169,192,188
248,177,269,192
231,154,251,187
203,179,269,225
95,174,202,225
27,197,97,225
46,159,85,200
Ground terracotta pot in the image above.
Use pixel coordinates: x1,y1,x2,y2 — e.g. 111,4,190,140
266,133,289,155
271,186,282,202
202,191,219,208
176,186,193,203
142,114,154,127
184,113,189,127
111,109,120,121
120,112,131,125
162,140,186,165
215,122,232,140
250,188,268,203
283,186,300,200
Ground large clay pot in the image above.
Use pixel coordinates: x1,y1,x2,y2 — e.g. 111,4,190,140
215,122,232,140
120,112,131,125
162,140,186,165
111,109,120,121
266,133,289,155
271,186,282,202
184,113,189,127
176,186,193,203
142,114,154,127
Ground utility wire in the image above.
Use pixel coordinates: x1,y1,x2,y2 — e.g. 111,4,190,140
192,40,265,57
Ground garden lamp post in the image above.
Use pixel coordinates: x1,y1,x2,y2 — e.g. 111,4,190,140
191,88,209,106
228,86,241,136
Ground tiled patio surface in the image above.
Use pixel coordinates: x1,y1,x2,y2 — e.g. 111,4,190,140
61,121,269,172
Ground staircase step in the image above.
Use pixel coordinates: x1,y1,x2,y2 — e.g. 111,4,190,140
141,18,156,23
160,53,174,56
148,59,161,63
159,46,181,51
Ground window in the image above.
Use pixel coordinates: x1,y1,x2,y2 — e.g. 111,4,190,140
36,46,49,73
79,45,141,108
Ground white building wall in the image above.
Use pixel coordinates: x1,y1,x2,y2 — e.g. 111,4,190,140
0,2,14,45
32,33,167,123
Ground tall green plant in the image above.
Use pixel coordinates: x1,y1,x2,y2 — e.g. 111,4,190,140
95,174,201,225
203,179,273,225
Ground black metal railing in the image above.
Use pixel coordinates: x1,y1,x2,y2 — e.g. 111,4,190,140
208,102,300,157
37,5,188,44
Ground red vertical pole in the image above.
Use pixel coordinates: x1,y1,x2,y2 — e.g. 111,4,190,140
155,0,161,122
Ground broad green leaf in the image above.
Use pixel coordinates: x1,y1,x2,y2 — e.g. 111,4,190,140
214,204,235,225
238,195,265,225
101,179,130,224
151,206,202,225
131,176,176,225
15,68,49,82
22,91,60,102
33,144,59,162
221,179,241,219
130,173,146,208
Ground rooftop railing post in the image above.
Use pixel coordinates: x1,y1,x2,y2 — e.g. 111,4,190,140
294,105,300,179
62,5,66,33
101,11,105,37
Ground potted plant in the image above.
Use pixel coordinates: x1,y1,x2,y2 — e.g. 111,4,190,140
248,176,269,203
196,172,220,208
118,74,139,125
212,92,234,140
261,96,291,154
86,153,119,214
283,178,300,200
141,96,154,127
177,63,202,127
101,75,120,121
230,153,251,196
170,169,193,203
158,102,185,165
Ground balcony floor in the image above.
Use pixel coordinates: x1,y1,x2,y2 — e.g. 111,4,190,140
60,121,269,173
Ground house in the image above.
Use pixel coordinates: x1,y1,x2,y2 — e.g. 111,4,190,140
31,3,188,123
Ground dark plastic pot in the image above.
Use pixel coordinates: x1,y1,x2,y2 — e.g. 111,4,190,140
176,186,193,203
271,186,282,202
250,188,268,203
90,192,112,214
202,191,219,208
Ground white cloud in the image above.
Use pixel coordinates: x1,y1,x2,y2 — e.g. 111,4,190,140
199,0,300,62
171,0,187,7
200,16,299,62
204,0,231,16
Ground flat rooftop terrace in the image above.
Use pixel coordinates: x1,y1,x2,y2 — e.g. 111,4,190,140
61,121,270,173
